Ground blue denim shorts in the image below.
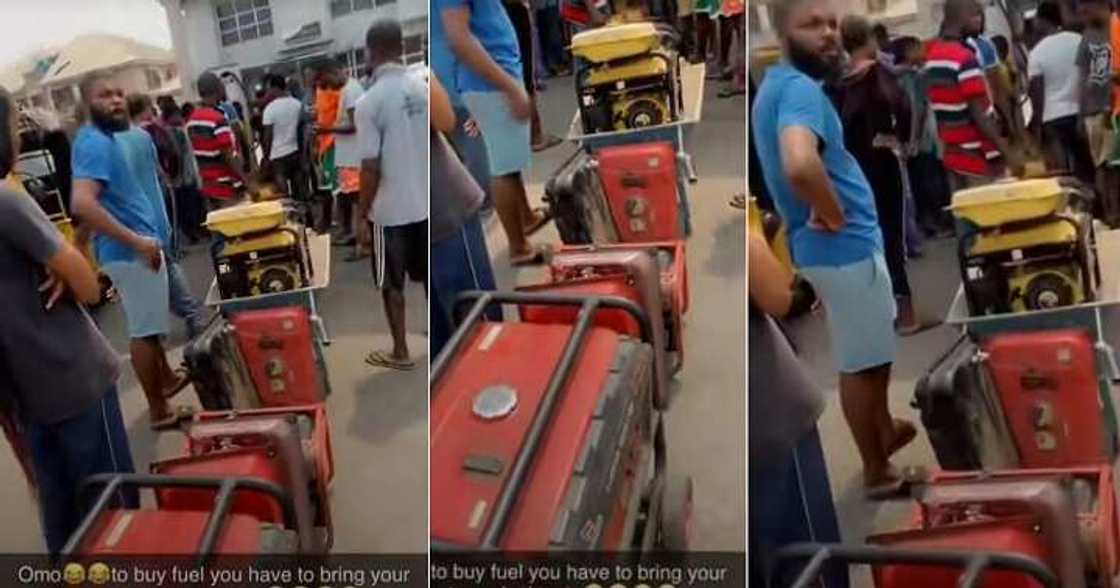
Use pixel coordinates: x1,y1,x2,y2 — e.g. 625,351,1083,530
799,253,897,373
461,91,532,176
101,256,170,339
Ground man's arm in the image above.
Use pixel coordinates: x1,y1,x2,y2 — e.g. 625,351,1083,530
357,158,381,222
748,232,794,317
45,242,101,306
441,5,531,120
779,126,845,230
1027,75,1045,136
355,157,381,247
261,125,273,163
431,75,458,134
71,179,161,269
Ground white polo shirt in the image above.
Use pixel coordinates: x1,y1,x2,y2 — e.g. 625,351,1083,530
355,63,429,228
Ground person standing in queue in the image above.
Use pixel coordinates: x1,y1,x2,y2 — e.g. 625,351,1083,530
0,87,140,555
355,20,430,371
71,73,195,431
187,72,247,211
752,0,920,499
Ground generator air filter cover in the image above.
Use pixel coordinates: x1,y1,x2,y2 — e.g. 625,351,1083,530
206,201,286,238
949,178,1067,228
570,23,661,62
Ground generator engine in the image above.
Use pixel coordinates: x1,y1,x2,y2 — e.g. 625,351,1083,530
572,23,682,134
206,202,313,300
949,178,1098,317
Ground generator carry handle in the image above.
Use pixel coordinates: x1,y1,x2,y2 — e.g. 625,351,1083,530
771,542,1059,588
62,473,299,563
433,290,656,384
431,291,655,551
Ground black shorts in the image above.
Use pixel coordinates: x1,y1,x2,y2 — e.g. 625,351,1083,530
371,220,427,291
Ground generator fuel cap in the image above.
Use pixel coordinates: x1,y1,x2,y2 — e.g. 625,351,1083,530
473,385,518,420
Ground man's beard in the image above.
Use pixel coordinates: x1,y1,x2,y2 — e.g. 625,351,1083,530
90,107,128,132
788,38,839,80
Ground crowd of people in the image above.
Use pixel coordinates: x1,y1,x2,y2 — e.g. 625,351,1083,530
750,0,1120,585
0,17,426,556
429,0,748,354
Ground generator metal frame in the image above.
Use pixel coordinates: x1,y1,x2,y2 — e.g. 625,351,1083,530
771,542,1059,588
430,291,667,552
63,473,298,563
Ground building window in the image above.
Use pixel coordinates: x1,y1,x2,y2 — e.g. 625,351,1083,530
217,0,273,46
403,34,427,65
331,0,380,17
146,68,162,90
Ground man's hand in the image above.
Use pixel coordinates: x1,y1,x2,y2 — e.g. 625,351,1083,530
133,236,163,271
464,118,481,138
356,220,372,248
504,84,532,122
39,270,67,310
807,208,845,232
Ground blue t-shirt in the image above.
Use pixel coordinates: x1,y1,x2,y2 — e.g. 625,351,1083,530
115,127,172,249
430,7,465,107
71,125,162,264
969,35,999,71
752,63,883,268
434,0,523,94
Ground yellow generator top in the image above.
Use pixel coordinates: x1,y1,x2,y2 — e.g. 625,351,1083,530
968,218,1079,256
217,225,300,257
571,23,662,63
949,178,1067,227
206,201,286,238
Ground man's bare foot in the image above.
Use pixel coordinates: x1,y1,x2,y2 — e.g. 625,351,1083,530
883,418,917,458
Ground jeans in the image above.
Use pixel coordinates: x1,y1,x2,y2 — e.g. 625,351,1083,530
166,257,206,338
749,427,849,588
536,5,567,72
450,105,494,211
174,184,206,241
1043,115,1096,186
27,388,139,555
431,214,499,357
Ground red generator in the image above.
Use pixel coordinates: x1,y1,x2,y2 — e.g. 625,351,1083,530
430,291,692,552
149,411,331,553
518,248,671,408
552,242,688,373
864,467,1120,588
62,473,302,556
230,306,328,408
981,329,1116,467
596,142,682,241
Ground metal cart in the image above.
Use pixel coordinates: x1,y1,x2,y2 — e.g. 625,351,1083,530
566,62,707,236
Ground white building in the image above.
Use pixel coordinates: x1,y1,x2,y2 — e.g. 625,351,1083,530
160,0,427,99
0,34,179,129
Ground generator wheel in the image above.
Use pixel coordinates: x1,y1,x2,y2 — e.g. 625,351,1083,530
658,474,693,551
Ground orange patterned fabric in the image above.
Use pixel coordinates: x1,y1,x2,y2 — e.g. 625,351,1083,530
316,87,341,155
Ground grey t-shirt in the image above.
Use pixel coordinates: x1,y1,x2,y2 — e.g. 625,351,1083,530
0,187,118,425
748,304,824,469
1078,27,1113,116
430,130,485,243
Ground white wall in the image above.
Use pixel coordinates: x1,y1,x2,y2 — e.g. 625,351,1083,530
173,0,426,95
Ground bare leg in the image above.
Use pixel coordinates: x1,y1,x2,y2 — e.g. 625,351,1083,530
492,174,533,257
382,287,409,360
839,364,898,488
131,337,171,422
